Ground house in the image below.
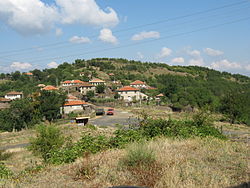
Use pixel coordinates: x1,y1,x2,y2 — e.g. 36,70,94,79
89,78,106,86
156,93,164,100
41,85,58,91
37,84,46,88
130,80,147,89
117,86,148,102
62,100,90,114
77,82,96,95
23,72,33,76
5,91,23,100
62,80,84,87
66,95,78,101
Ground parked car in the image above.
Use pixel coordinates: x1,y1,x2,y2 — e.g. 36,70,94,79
95,108,105,115
106,108,114,115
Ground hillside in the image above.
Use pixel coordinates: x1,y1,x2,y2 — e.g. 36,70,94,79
0,58,249,126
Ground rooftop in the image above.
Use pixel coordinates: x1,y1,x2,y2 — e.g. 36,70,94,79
42,85,58,91
6,91,23,95
117,86,139,92
130,80,145,85
64,100,87,106
89,78,105,83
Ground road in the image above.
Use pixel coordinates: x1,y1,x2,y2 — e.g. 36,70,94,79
89,109,139,127
0,109,139,150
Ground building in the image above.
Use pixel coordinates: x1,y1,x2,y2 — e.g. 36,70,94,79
89,78,106,86
130,80,147,89
156,93,164,100
77,82,96,95
62,100,90,114
23,72,33,76
4,91,23,100
117,86,148,102
62,80,85,87
41,85,58,91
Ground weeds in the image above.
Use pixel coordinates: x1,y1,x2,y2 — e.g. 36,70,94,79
0,150,12,161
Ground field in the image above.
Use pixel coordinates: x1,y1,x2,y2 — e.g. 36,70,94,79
0,108,249,188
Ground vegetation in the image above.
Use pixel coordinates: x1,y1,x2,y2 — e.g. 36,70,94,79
0,90,66,131
28,124,65,162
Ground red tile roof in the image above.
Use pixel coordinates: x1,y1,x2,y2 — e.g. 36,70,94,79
79,82,94,87
72,80,84,84
42,85,58,91
24,72,33,76
156,93,164,97
64,100,87,106
147,86,157,90
6,91,23,95
117,86,139,92
0,98,11,102
63,80,72,84
89,78,105,83
130,80,145,85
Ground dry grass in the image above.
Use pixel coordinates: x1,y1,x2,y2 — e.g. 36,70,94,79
3,137,249,188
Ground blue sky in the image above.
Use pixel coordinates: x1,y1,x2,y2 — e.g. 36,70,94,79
0,0,250,76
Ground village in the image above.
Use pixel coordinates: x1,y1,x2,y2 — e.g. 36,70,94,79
0,71,166,125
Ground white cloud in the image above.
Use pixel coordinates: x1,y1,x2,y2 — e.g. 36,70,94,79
69,36,91,44
137,52,144,59
210,59,242,70
188,58,204,66
0,0,119,35
0,0,59,35
131,31,160,41
98,28,118,44
204,48,223,56
47,61,58,68
157,47,172,59
172,57,184,63
55,28,63,36
245,64,250,71
56,0,119,27
187,50,201,57
10,62,32,70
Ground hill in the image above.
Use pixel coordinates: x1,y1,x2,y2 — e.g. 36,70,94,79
0,58,249,126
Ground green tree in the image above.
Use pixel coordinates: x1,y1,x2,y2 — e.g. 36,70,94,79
96,84,106,93
220,92,245,124
29,124,64,162
38,90,66,122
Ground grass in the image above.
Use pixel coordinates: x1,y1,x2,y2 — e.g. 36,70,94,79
2,137,249,188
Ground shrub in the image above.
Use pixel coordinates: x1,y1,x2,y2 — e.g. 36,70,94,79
0,150,12,161
120,142,156,167
28,124,65,162
0,162,13,179
49,134,110,164
110,129,145,148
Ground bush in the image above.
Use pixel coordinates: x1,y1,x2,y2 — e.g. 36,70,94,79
0,162,13,179
49,134,110,164
120,142,156,167
0,150,12,161
28,124,65,162
110,129,145,148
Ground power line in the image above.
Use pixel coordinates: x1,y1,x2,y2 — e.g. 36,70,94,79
0,0,248,56
1,3,249,62
25,16,250,63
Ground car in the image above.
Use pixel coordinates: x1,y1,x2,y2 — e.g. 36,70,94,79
95,108,105,115
106,108,114,115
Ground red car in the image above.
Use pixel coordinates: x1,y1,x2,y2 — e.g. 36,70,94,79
106,108,114,115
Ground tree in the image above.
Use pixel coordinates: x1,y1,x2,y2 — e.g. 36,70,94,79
29,124,64,162
38,90,66,122
220,92,245,124
96,84,106,94
86,90,95,100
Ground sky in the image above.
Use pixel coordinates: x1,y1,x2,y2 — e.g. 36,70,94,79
0,0,250,76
